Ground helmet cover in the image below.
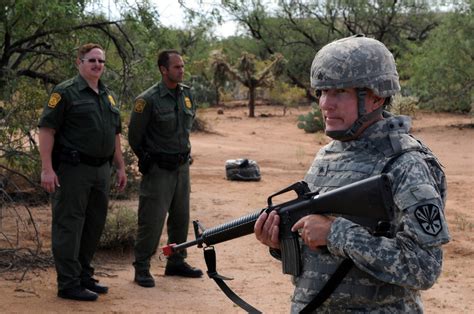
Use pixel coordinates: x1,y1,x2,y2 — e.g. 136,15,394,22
310,35,400,97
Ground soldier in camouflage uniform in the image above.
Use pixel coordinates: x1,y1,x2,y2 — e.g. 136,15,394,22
255,35,450,313
129,50,203,288
38,43,127,301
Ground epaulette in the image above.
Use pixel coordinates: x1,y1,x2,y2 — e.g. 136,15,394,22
56,77,75,90
179,83,190,89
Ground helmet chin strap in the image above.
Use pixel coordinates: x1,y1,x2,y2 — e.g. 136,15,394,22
326,89,384,141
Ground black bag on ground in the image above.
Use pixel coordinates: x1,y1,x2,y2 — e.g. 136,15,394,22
225,158,261,181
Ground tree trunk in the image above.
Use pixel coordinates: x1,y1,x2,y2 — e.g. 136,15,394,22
248,86,256,117
214,85,220,106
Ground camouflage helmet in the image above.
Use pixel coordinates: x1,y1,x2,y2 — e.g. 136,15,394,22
310,35,400,97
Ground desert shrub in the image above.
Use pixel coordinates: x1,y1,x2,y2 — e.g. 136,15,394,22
269,82,307,106
188,75,217,108
389,94,419,117
99,204,137,250
297,104,324,133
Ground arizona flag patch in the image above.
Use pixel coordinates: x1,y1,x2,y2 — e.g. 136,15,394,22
48,93,61,108
414,204,442,236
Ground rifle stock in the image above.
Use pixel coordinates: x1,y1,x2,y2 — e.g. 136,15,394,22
162,174,393,276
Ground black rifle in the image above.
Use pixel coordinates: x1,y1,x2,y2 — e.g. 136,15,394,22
162,174,393,276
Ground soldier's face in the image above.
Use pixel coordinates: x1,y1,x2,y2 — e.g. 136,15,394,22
77,48,105,81
162,54,185,84
319,88,382,133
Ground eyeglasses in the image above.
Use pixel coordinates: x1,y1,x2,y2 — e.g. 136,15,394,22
81,58,106,64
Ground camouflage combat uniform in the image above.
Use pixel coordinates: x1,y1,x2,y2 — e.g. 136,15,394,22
291,113,450,313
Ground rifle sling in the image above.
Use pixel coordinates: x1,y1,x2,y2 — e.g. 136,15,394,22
299,258,354,313
203,247,262,314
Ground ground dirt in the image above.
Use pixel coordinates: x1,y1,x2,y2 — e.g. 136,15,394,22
1,104,473,313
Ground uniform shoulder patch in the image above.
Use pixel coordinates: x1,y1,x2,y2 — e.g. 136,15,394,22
108,95,116,107
414,204,442,236
134,98,146,113
184,96,192,109
48,93,61,108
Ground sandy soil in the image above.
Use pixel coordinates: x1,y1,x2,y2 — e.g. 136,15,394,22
1,105,473,313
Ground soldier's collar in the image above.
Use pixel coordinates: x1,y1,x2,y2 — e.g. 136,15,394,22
76,75,106,92
159,81,183,97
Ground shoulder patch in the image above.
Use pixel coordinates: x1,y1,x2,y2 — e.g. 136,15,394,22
108,95,116,107
134,98,146,113
184,97,192,109
415,204,442,236
48,93,61,108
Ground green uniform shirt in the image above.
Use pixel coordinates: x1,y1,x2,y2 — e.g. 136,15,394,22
128,81,196,158
38,75,121,158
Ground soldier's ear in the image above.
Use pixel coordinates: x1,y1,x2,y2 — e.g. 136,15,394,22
370,94,384,110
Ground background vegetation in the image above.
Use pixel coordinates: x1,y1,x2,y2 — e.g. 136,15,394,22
0,0,472,188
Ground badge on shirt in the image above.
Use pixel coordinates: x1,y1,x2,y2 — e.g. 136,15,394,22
134,98,146,113
48,93,61,108
184,97,192,109
108,95,116,107
414,204,442,236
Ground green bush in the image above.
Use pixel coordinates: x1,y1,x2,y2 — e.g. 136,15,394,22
297,104,325,133
269,82,306,106
99,204,137,250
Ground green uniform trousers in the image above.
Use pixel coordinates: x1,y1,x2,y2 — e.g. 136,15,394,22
51,162,110,291
133,162,190,271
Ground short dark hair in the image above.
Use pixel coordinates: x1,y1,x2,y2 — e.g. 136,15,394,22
77,43,104,59
157,49,181,70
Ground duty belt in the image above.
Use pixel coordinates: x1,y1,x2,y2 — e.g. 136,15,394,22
150,152,190,170
59,149,112,167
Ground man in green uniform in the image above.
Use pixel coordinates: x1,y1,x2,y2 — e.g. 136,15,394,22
38,43,127,301
129,49,203,288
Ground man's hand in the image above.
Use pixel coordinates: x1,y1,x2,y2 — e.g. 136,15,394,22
41,168,59,193
291,214,335,250
255,210,281,249
115,168,127,192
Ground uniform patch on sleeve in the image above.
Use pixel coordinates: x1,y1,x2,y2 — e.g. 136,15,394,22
108,95,116,106
414,204,442,236
48,93,61,108
134,98,146,113
184,97,192,109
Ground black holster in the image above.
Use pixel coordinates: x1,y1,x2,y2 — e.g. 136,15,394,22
139,151,190,174
53,147,111,169
153,152,189,171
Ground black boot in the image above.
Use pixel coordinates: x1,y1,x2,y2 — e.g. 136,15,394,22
58,287,98,301
134,269,155,287
165,262,203,278
81,278,108,294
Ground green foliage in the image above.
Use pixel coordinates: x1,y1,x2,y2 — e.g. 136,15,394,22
389,94,419,117
0,79,46,179
297,104,325,133
268,82,306,106
405,6,473,112
99,204,137,250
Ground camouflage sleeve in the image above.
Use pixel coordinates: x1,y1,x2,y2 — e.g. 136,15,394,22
327,152,450,290
38,87,66,129
128,97,151,158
